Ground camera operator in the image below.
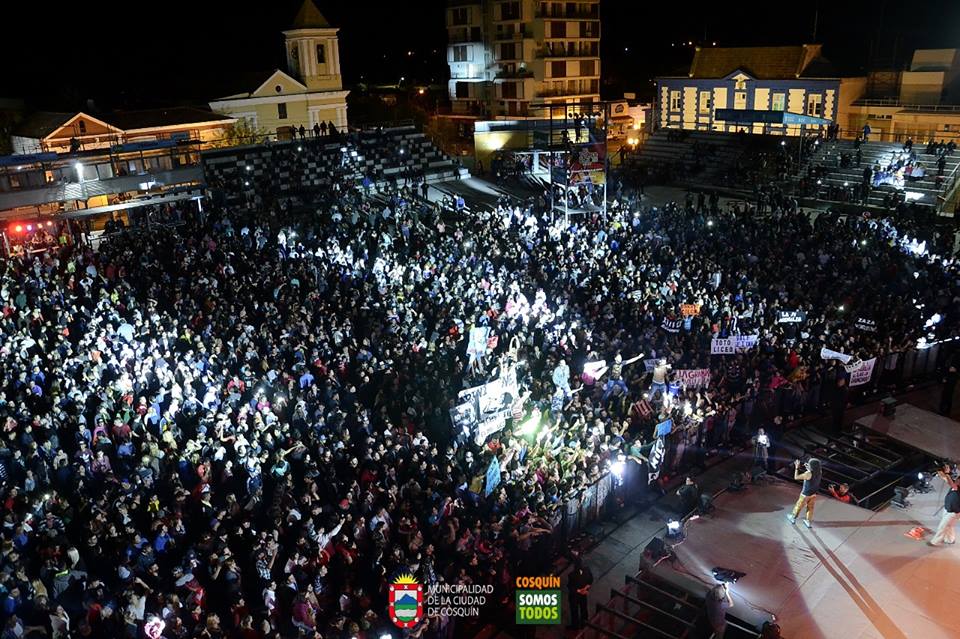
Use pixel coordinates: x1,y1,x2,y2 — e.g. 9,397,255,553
787,458,821,528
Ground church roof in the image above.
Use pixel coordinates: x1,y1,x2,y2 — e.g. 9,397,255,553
290,0,332,29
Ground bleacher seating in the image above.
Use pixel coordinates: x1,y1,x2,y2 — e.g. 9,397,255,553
797,138,960,209
201,125,466,203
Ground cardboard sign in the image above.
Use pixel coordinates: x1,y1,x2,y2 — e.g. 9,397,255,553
855,318,877,332
820,346,852,364
849,358,877,387
680,304,701,317
777,310,806,324
661,318,682,333
655,419,673,437
674,368,711,388
711,334,758,355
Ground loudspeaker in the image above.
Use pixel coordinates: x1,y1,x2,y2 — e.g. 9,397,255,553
643,537,669,560
881,397,897,417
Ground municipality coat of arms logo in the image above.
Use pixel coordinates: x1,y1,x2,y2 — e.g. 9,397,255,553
388,573,423,628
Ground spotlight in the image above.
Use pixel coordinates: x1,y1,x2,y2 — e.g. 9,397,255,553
518,414,540,436
245,165,252,171
610,456,625,484
914,472,932,493
380,634,392,639
13,225,22,233
707,219,714,227
297,146,302,151
860,239,867,246
892,486,910,509
26,224,32,231
837,305,844,312
712,567,746,583
665,519,683,540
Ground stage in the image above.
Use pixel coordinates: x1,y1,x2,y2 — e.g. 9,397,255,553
855,403,960,462
649,479,960,639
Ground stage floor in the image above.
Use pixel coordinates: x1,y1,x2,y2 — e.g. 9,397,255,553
855,403,960,462
650,479,960,639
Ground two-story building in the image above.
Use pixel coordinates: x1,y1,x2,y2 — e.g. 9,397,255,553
655,44,867,137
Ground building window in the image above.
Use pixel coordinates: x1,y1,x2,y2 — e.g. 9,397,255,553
500,43,516,60
453,45,469,62
451,7,468,25
550,21,566,38
501,2,520,20
290,45,300,75
579,60,596,76
698,91,711,114
771,93,785,111
670,90,681,112
78,121,87,134
278,103,288,120
502,81,518,99
316,44,325,64
455,82,470,99
734,78,747,91
551,61,566,78
806,93,822,117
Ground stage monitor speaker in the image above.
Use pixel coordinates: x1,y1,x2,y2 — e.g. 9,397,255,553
881,397,896,417
643,537,668,560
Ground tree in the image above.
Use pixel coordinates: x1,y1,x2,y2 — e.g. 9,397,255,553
213,117,268,148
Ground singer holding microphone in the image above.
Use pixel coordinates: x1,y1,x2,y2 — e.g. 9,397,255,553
787,458,822,529
929,463,960,547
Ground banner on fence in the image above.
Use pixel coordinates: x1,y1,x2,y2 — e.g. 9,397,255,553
820,346,853,364
661,318,682,333
680,303,701,317
485,457,501,497
848,358,877,386
674,368,711,388
778,310,806,324
711,334,759,355
855,318,877,332
648,437,666,483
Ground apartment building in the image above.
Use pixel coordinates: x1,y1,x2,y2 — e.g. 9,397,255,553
446,0,600,118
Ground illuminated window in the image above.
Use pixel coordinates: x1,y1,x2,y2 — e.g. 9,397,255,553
451,7,468,25
453,45,469,62
771,93,785,111
806,93,822,117
277,103,287,120
734,78,746,90
698,91,711,114
670,90,681,111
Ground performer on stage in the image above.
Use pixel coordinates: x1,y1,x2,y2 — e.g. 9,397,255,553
929,464,960,547
787,458,821,529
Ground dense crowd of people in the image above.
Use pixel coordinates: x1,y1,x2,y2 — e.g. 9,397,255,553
0,128,958,639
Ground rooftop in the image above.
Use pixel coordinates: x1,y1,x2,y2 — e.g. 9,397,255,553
687,44,838,79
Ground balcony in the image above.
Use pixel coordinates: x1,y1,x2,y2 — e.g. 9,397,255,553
538,47,600,59
495,69,535,79
535,8,599,19
493,27,533,41
536,87,599,99
448,26,482,43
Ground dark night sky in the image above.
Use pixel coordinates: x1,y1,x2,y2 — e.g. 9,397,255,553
3,0,959,110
